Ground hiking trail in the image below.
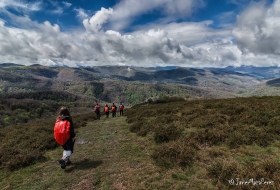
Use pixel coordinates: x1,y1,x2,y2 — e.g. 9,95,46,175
1,114,164,190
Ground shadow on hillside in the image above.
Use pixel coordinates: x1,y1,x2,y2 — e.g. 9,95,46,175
65,159,103,172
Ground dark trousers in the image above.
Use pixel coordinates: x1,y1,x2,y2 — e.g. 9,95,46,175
95,111,100,119
62,138,74,153
112,111,116,117
120,110,123,116
105,112,109,118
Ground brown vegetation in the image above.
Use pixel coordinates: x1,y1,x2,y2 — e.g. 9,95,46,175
126,96,280,189
2,95,280,189
0,112,96,170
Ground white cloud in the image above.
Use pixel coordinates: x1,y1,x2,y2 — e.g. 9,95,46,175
233,0,280,55
0,0,42,13
0,18,242,68
162,0,205,18
77,0,205,32
230,0,252,6
83,7,114,33
1,0,280,68
62,1,72,9
74,8,89,21
132,21,232,46
108,0,205,31
215,11,236,26
47,0,71,14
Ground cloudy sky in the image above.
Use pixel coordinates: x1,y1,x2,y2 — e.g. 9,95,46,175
0,0,279,68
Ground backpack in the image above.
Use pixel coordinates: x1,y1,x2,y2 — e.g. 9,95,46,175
104,107,109,112
54,119,71,145
120,104,124,110
112,106,116,111
95,105,100,112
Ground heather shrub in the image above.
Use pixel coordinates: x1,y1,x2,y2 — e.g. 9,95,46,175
126,95,280,175
0,112,95,170
245,160,280,182
207,159,280,189
227,125,275,148
129,118,156,137
153,122,184,143
130,120,144,133
191,127,228,146
0,123,55,170
207,159,242,188
126,110,145,124
136,121,154,136
151,139,197,168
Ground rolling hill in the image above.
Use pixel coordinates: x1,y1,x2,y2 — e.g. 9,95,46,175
0,63,273,99
1,63,280,110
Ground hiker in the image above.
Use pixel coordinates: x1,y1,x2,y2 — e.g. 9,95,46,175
119,102,124,116
54,107,76,169
104,104,110,118
94,103,100,119
111,103,117,118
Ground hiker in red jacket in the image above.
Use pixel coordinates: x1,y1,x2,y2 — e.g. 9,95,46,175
54,107,76,169
119,102,124,116
94,103,100,120
104,104,110,118
111,103,117,118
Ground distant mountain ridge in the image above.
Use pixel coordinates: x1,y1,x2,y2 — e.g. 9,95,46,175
208,65,280,79
3,63,280,79
1,63,280,105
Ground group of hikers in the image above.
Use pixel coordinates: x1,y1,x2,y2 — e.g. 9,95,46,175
93,102,124,119
54,103,125,169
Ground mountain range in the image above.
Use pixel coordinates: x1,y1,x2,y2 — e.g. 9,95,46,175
1,63,280,106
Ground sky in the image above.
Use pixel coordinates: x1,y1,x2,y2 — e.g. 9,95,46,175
0,0,279,68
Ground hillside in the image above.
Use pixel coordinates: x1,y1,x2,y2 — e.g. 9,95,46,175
2,63,280,128
1,63,277,105
0,114,188,189
1,96,280,189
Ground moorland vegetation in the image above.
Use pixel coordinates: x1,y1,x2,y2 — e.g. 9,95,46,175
1,95,280,189
126,96,280,189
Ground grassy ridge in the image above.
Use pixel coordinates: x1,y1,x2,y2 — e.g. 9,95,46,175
1,96,280,189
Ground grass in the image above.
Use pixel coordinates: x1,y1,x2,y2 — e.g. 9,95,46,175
125,96,280,189
2,96,280,189
0,114,191,190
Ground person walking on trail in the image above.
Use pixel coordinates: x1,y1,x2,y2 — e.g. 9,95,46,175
104,104,110,118
111,103,117,118
54,107,76,169
119,102,124,116
94,103,100,119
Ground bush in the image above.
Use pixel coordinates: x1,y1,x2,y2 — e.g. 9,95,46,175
153,122,184,143
191,127,228,146
207,158,241,188
0,112,95,171
151,138,197,168
130,121,144,133
207,159,280,189
125,96,280,171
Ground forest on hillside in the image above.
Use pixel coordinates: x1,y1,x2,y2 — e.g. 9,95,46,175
0,91,82,127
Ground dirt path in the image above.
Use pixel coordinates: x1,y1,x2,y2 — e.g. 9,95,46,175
70,115,158,190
